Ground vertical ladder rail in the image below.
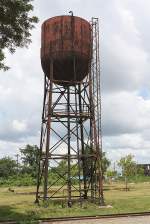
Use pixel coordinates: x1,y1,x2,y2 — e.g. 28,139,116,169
91,18,104,205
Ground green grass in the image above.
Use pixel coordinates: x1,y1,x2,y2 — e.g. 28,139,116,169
0,182,150,222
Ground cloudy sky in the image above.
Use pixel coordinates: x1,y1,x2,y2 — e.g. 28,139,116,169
1,0,150,164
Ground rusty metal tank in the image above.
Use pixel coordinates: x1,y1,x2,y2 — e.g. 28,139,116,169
41,15,91,84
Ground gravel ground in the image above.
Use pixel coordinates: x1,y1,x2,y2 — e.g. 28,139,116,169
43,216,150,224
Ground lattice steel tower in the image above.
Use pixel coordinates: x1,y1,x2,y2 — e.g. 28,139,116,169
35,14,104,206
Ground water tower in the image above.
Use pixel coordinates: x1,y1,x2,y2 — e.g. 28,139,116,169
35,13,104,206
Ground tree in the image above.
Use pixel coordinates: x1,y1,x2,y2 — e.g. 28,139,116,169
83,146,110,178
50,158,79,184
0,0,38,70
136,165,144,176
0,157,17,178
51,160,68,176
106,170,117,180
20,144,39,178
118,154,136,190
101,152,111,175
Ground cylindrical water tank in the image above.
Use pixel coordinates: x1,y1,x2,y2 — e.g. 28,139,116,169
41,15,91,84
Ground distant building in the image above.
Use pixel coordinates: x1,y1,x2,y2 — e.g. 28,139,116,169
137,164,150,176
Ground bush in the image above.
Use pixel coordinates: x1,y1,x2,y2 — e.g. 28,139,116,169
0,174,36,186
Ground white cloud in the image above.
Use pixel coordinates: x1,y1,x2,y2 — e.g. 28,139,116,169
103,90,150,135
12,120,27,132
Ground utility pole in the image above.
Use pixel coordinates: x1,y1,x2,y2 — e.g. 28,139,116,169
15,154,19,175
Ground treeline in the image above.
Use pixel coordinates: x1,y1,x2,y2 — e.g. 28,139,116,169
0,145,111,187
0,145,148,187
0,145,39,186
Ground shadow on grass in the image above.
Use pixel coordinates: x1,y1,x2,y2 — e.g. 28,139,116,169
0,205,39,223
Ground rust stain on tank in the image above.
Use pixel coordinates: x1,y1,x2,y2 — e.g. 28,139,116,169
41,15,91,84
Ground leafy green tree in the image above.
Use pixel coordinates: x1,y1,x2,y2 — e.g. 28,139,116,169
49,148,110,185
118,154,137,190
0,0,38,70
106,170,117,179
83,145,93,178
20,144,39,178
0,157,17,178
51,160,67,176
50,159,78,184
136,166,144,176
101,152,111,175
82,146,110,178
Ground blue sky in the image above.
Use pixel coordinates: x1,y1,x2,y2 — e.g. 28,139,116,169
1,0,150,164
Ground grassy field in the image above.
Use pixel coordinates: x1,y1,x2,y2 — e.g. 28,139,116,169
0,182,150,222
